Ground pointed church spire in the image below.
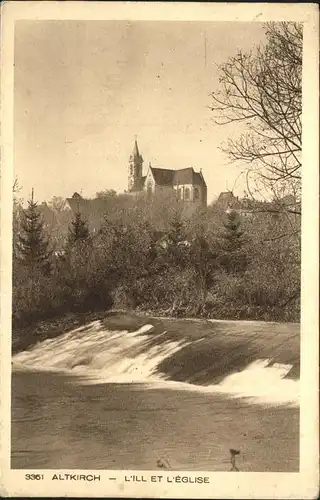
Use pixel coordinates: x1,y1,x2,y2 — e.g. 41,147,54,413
132,136,140,159
128,137,143,192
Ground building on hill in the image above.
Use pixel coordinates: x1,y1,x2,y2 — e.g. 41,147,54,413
37,202,57,228
128,139,207,205
216,191,256,219
216,191,240,210
215,190,301,221
64,139,208,233
65,192,115,233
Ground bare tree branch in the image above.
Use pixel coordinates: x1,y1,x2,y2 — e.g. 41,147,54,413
210,22,302,203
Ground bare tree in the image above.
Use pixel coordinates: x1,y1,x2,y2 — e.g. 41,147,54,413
13,177,21,195
210,22,302,209
48,196,67,212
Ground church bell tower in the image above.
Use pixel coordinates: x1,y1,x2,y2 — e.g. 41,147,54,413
128,138,143,192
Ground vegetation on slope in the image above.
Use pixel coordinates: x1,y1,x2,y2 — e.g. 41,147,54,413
12,188,300,344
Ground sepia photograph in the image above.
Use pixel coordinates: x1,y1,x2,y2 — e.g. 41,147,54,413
1,2,319,498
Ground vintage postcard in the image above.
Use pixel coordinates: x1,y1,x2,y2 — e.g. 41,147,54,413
1,1,319,498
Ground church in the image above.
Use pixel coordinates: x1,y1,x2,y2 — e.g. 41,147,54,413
65,139,208,219
127,139,207,206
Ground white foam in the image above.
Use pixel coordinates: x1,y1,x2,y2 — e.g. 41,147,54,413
12,321,299,407
212,359,299,406
146,359,299,407
12,321,186,384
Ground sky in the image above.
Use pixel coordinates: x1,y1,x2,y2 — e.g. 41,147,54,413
14,20,266,204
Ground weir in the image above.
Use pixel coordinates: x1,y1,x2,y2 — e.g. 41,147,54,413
12,315,300,407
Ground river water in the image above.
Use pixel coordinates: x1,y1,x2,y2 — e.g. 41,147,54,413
11,316,300,471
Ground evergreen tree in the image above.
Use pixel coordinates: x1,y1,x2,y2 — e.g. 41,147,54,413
17,190,51,272
220,210,248,273
166,213,187,267
168,214,185,246
68,211,90,245
222,211,244,252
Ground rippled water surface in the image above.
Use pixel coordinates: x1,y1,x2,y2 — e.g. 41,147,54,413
11,315,299,471
12,371,299,471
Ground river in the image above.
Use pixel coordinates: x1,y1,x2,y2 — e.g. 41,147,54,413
11,313,300,472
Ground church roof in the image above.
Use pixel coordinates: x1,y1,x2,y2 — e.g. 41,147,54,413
150,167,175,186
150,166,206,187
193,171,206,186
173,167,206,186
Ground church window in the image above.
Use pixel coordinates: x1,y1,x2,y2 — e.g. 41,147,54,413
184,187,190,200
178,188,183,199
194,187,200,200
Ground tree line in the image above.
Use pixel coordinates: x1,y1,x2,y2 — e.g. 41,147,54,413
12,188,300,331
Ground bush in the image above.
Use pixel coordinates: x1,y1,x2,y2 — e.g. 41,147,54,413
12,194,300,329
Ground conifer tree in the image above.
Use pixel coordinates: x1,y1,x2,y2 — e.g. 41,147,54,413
221,210,248,273
17,189,51,272
166,212,188,269
222,211,244,252
68,211,90,245
168,212,185,246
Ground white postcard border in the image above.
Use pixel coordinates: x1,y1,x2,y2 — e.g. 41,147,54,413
1,2,319,498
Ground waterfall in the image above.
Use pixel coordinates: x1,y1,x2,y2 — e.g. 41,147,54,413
12,317,299,407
